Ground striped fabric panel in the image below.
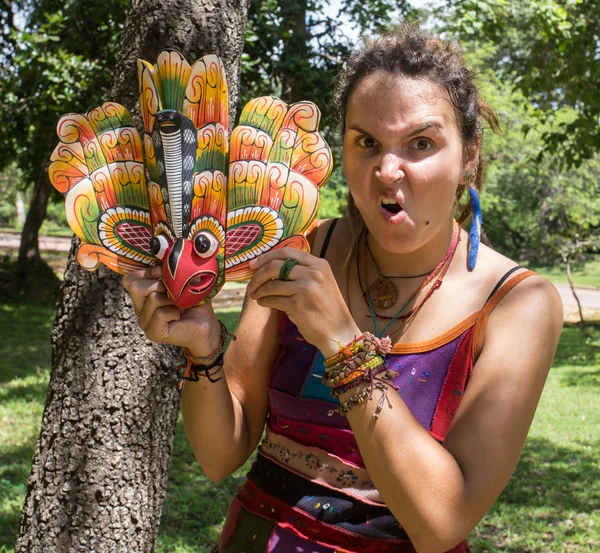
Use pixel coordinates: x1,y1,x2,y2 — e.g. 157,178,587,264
269,388,350,428
243,455,473,551
268,412,365,468
240,477,411,551
248,454,407,540
259,427,383,504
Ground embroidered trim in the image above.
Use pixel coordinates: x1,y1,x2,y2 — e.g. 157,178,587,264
268,413,364,468
259,429,383,504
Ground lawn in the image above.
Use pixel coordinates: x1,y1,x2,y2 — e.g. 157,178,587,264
526,255,600,289
0,298,599,552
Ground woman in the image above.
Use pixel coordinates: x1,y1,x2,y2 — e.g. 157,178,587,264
123,26,563,553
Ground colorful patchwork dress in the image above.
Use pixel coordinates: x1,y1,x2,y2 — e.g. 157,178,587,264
213,225,535,553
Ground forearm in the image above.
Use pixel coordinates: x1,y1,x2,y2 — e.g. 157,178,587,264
181,371,251,481
344,389,473,552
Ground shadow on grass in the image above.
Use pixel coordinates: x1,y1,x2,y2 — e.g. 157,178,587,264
0,441,39,550
0,300,55,384
0,257,61,305
0,374,49,404
499,437,600,513
470,436,600,552
559,368,600,388
552,325,600,370
0,479,26,551
157,416,253,552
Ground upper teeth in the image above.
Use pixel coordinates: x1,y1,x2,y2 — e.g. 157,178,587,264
382,199,398,205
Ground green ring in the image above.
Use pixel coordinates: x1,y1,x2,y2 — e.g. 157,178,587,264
279,258,299,281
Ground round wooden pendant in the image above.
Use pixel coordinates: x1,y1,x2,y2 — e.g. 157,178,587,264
368,277,399,309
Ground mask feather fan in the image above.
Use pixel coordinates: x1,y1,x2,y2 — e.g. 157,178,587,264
49,51,332,308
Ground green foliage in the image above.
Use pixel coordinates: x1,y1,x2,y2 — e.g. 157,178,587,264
241,0,415,219
448,0,600,165
0,0,129,184
462,44,600,260
0,166,25,227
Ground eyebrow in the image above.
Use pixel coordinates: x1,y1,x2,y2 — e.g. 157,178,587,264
347,122,444,138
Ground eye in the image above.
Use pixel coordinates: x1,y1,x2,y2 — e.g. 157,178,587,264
356,136,377,148
193,231,219,258
149,234,170,260
412,138,433,151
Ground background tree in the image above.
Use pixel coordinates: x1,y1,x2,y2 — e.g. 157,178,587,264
242,0,414,218
14,1,248,551
0,0,130,272
463,43,600,320
447,0,600,166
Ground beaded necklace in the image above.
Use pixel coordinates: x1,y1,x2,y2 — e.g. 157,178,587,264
362,221,461,337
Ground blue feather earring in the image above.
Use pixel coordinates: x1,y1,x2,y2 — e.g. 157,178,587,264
465,172,481,271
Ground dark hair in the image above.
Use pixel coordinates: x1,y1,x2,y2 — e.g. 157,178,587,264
334,24,499,241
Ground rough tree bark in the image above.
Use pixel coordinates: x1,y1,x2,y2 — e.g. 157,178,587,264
15,1,248,551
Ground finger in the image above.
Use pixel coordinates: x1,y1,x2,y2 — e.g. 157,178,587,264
122,269,147,292
128,278,167,314
143,305,183,344
255,294,295,312
144,265,162,279
251,277,303,301
247,259,287,295
247,255,312,295
248,246,313,272
138,290,174,330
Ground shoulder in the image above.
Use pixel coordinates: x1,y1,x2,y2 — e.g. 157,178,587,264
487,271,564,346
474,247,564,382
476,243,563,330
306,217,338,254
465,242,563,362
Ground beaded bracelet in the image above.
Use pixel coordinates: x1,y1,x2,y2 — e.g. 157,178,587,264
323,355,385,387
331,365,399,398
328,381,395,420
324,335,365,368
323,332,397,418
324,332,391,376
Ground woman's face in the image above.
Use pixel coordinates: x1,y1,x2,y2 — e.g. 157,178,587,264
343,71,475,254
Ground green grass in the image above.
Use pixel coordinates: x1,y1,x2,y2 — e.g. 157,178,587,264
0,297,599,552
0,224,73,238
525,255,600,289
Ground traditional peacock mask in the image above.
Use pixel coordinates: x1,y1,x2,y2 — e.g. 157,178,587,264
49,50,332,309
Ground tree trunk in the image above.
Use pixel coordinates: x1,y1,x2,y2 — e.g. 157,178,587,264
563,254,585,324
279,0,309,103
17,164,51,270
15,1,248,551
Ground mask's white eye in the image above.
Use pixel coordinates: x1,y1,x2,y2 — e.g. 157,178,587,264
193,231,219,258
150,234,170,260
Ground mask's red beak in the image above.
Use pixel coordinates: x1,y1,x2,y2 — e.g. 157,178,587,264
161,238,219,309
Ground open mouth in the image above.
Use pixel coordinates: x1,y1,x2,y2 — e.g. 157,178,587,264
381,199,403,214
186,272,217,294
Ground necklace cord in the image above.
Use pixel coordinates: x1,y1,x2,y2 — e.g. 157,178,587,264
361,221,461,337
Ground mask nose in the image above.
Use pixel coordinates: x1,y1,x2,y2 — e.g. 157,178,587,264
167,237,184,276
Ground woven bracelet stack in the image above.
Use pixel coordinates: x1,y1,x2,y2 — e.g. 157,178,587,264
179,321,236,389
323,332,398,419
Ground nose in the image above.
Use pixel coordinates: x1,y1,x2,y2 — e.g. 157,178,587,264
375,152,404,184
